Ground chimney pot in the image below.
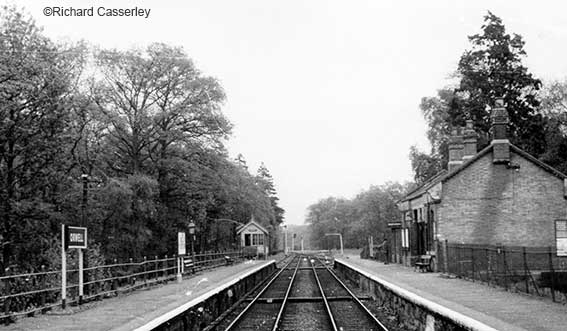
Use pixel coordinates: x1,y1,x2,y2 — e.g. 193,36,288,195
448,128,464,172
462,119,477,161
490,98,510,163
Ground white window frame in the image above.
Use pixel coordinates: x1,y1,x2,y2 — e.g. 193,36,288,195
556,219,567,256
401,228,409,248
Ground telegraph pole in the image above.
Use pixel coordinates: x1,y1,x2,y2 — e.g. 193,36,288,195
283,225,288,255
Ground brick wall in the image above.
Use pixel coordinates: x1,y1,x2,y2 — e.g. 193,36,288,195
438,150,567,246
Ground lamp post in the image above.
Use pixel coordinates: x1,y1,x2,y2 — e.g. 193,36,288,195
188,221,196,273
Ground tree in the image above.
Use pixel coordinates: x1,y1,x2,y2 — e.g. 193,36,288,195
94,44,231,177
256,163,284,224
306,182,408,249
305,197,352,249
0,6,86,271
408,146,443,185
256,163,285,251
235,153,248,170
91,44,234,256
540,79,567,128
538,80,567,174
456,11,545,156
0,7,284,270
411,11,546,183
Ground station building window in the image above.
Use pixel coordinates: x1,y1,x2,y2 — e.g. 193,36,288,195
252,233,264,246
556,219,567,256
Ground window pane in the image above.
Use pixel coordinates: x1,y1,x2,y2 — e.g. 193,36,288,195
557,220,567,238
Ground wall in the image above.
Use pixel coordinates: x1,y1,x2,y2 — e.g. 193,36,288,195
438,151,567,246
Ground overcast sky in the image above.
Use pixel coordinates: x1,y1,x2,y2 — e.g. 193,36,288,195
13,0,567,224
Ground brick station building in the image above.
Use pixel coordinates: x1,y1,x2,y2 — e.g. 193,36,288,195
391,99,567,268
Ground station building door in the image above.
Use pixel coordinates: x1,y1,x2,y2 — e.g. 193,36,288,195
413,208,434,255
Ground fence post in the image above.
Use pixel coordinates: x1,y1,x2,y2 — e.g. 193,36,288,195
523,247,529,294
143,256,147,285
443,240,448,274
486,247,490,286
4,279,11,324
154,255,158,280
502,247,508,290
113,259,118,291
471,246,475,282
129,258,133,286
457,245,461,277
164,255,168,279
40,265,46,309
548,246,556,302
173,254,177,279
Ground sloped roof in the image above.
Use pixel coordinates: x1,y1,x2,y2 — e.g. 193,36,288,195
443,143,567,182
399,142,567,204
236,220,269,234
400,169,447,203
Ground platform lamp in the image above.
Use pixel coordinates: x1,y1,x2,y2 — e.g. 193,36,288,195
188,221,196,273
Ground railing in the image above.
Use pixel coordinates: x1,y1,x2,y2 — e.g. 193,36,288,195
437,242,567,302
0,250,242,322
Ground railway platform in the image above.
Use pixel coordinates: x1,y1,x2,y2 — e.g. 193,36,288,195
0,260,273,331
338,254,567,331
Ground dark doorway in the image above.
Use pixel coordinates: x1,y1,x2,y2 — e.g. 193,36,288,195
417,223,427,255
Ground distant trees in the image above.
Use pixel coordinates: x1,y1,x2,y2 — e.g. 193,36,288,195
411,11,565,183
306,182,409,250
538,79,567,174
256,163,285,251
0,6,284,273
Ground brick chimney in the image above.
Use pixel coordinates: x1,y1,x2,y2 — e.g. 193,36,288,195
448,128,464,172
462,119,477,161
491,98,510,164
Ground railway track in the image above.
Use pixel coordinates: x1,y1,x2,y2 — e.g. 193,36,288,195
211,254,389,331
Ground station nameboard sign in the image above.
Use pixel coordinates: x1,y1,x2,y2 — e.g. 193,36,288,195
178,232,186,255
65,226,87,249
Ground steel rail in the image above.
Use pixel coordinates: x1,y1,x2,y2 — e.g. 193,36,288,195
270,256,301,331
204,255,293,331
316,256,390,331
223,255,298,331
310,257,339,331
